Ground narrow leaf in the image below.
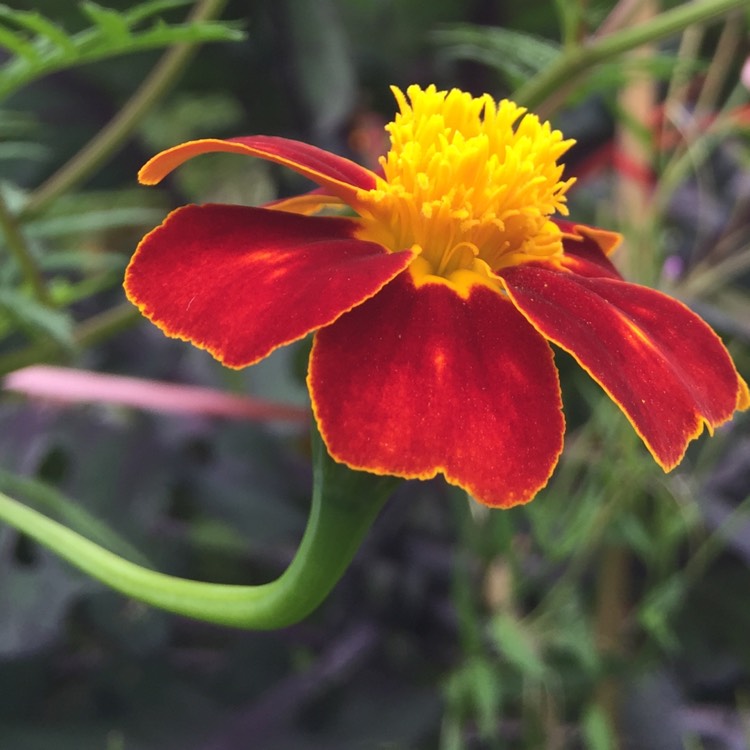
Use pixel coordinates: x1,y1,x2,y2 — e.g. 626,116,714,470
79,1,131,41
0,8,75,54
433,25,560,87
0,142,49,161
0,289,74,349
582,705,616,750
490,612,547,679
0,21,38,60
123,0,193,26
27,206,165,238
129,21,244,48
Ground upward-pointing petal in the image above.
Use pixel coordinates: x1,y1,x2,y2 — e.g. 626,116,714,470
138,136,378,205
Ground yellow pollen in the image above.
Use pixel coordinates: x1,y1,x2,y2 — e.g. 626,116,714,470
355,84,576,295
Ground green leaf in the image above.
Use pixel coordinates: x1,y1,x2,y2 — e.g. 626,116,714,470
490,611,547,679
79,1,131,41
123,0,194,26
0,7,75,54
286,0,356,135
582,705,615,750
122,20,244,48
0,3,244,103
432,24,561,89
27,206,164,238
0,19,38,61
638,577,685,651
0,289,74,350
0,142,49,162
467,658,502,737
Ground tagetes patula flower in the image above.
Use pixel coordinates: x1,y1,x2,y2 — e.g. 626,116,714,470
125,85,749,508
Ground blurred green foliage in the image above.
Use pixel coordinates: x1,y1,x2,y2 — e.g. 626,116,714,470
0,0,749,748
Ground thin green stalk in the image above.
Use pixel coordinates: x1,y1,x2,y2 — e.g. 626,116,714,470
0,190,51,304
0,469,151,567
21,0,230,219
652,81,748,218
693,10,745,118
515,0,750,110
0,432,397,629
0,303,140,376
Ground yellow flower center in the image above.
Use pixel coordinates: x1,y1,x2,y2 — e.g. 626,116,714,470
355,84,576,295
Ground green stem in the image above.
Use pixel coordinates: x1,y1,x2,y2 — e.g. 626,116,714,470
0,469,152,567
0,432,397,629
0,190,51,305
21,0,229,219
515,0,749,110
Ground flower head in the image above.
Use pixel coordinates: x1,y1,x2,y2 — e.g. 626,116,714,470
360,86,575,290
125,85,749,508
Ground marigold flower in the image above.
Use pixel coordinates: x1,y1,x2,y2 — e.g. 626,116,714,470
125,85,749,508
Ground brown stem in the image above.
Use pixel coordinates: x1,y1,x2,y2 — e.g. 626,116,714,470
594,545,631,748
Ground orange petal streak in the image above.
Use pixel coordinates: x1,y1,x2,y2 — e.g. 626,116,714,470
124,204,414,368
265,189,345,216
500,264,748,470
309,274,565,508
138,136,377,205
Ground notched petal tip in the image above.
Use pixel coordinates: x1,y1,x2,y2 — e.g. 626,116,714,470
310,274,565,508
501,264,747,472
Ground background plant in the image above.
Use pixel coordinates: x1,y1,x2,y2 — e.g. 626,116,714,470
0,0,748,748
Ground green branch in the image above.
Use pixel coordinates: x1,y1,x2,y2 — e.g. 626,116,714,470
0,190,51,305
0,432,397,629
22,0,235,218
515,0,750,110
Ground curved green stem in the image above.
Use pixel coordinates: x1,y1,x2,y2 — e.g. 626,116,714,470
515,0,750,111
0,434,398,629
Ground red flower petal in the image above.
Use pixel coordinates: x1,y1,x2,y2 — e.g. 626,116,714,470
124,204,414,368
556,221,624,280
500,264,748,469
556,219,623,256
138,136,377,205
309,274,565,508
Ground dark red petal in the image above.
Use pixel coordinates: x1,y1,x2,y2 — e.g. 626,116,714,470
500,264,748,469
125,204,413,368
556,219,623,255
553,220,623,279
138,136,377,205
309,274,565,508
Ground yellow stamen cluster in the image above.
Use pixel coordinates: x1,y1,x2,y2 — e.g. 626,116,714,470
356,84,576,294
